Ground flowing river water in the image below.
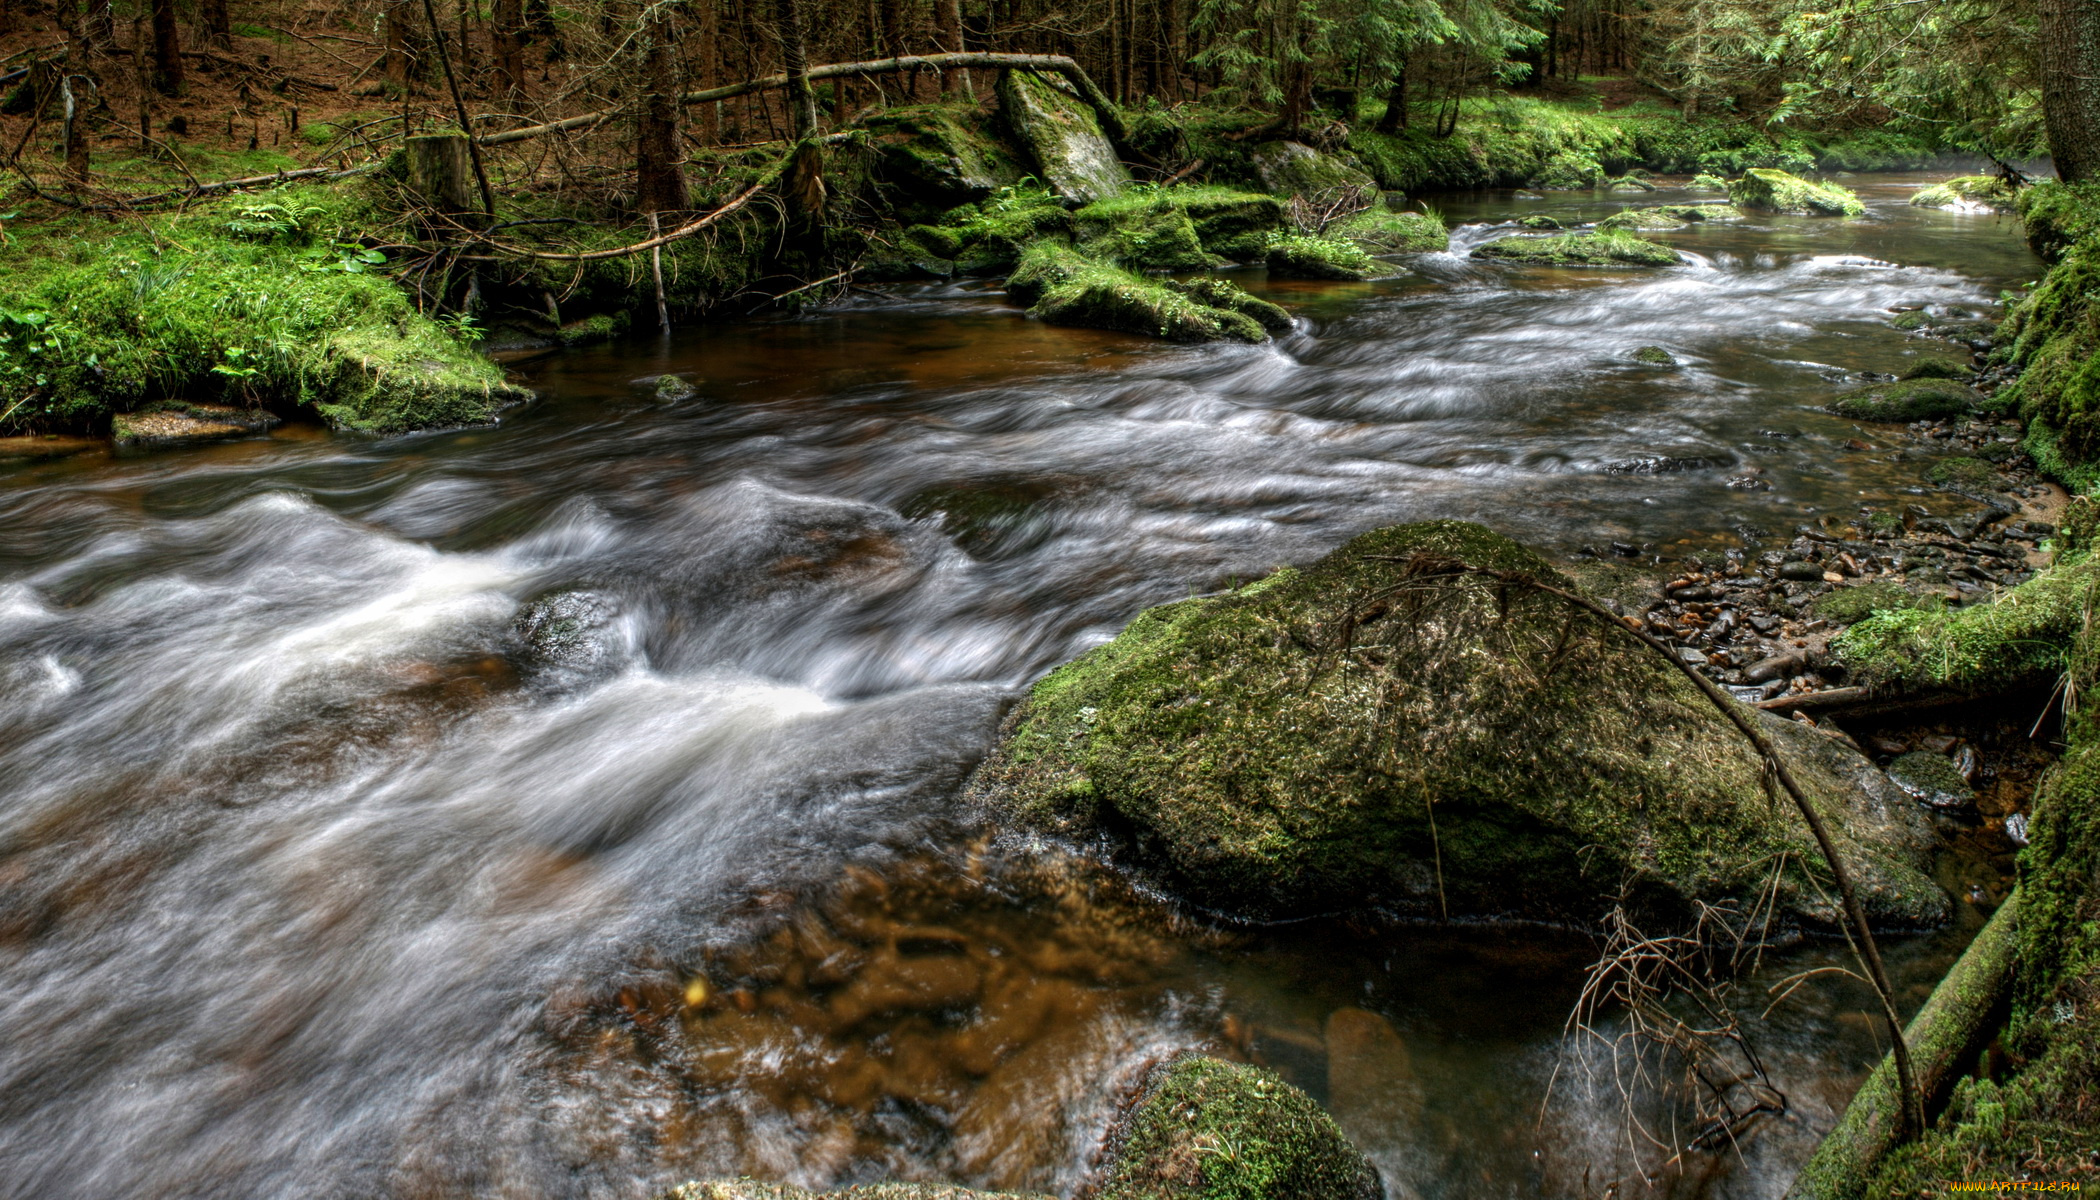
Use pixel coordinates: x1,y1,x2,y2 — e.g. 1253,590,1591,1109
0,175,2044,1199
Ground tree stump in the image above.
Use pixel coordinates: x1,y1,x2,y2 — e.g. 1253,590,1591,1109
406,134,476,217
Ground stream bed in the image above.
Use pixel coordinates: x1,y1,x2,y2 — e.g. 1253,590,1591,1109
0,174,2043,1199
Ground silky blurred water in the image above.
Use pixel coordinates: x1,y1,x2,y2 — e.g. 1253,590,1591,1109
0,174,2036,1199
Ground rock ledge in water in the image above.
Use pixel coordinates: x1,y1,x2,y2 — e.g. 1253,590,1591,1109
967,520,1946,927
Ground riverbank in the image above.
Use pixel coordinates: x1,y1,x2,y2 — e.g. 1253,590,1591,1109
0,78,1952,441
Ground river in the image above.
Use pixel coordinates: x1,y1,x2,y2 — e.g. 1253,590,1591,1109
0,174,2040,1199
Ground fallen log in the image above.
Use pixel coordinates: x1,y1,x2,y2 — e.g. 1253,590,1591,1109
1785,890,2020,1198
477,52,1125,148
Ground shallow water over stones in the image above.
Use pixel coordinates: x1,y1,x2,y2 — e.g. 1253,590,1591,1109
0,173,2040,1199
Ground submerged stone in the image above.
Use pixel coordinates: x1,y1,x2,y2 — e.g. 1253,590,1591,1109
1471,232,1680,267
1091,1056,1380,1200
1729,169,1867,216
997,70,1130,205
966,520,1945,927
112,404,279,451
1886,750,1976,809
1828,378,1983,422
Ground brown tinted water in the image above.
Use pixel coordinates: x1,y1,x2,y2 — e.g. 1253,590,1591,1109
0,174,2039,1199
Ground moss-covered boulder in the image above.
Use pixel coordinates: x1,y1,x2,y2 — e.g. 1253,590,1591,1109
1332,208,1448,253
1909,175,2015,212
1175,188,1289,261
1828,377,1982,422
997,70,1130,205
1167,276,1293,334
1090,1057,1379,1200
861,106,1022,208
1471,231,1680,267
1074,195,1213,271
1265,234,1377,280
1006,244,1269,343
939,187,1075,274
1596,208,1688,232
1728,169,1867,216
1248,140,1376,199
966,520,1946,926
1517,214,1564,230
663,1183,1047,1199
1632,345,1677,365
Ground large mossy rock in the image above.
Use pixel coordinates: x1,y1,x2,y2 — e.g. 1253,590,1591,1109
1470,231,1680,268
862,106,1022,209
1248,140,1376,199
1090,1057,1380,1200
1177,188,1289,260
1074,196,1214,271
1908,175,2015,212
1006,244,1271,343
1265,233,1377,280
664,1184,1047,1199
1333,208,1448,253
1729,169,1867,216
1828,377,1983,422
966,521,1946,926
997,70,1131,205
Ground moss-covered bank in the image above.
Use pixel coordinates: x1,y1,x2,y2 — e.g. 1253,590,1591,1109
966,520,1945,927
0,183,526,435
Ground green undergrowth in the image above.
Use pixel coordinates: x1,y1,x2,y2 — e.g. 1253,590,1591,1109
1005,243,1277,342
1265,233,1376,279
1909,174,2015,211
0,182,523,435
1827,377,1983,423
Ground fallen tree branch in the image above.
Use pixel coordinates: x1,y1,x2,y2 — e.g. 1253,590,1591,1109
454,179,767,261
478,52,1126,147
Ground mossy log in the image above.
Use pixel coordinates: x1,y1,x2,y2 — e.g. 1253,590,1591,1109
1787,892,2022,1199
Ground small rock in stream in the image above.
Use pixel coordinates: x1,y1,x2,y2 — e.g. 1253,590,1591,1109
1886,750,1977,810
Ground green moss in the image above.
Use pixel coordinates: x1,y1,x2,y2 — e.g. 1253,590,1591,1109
2014,179,2100,262
557,312,627,347
663,1182,1050,1199
1264,234,1377,280
1834,553,2100,694
1517,214,1563,229
0,183,524,435
1470,231,1680,267
1813,580,1938,626
997,69,1131,204
1727,169,1866,216
1007,244,1268,343
1827,377,1981,422
858,104,1021,209
1530,148,1605,190
1926,455,1998,489
1173,187,1288,261
1688,172,1730,191
1909,174,2015,212
1247,140,1376,198
1074,195,1213,271
1167,277,1293,334
1092,1057,1379,1200
1331,208,1448,253
1595,208,1687,232
937,183,1075,274
1902,357,1973,380
968,520,1945,926
1631,345,1677,365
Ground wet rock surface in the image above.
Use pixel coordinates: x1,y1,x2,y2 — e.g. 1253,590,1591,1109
112,404,280,451
967,520,1947,928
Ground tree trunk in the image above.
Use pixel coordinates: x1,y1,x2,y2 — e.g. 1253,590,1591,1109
1376,55,1407,133
386,0,425,89
149,0,183,95
491,0,525,101
777,0,819,138
198,0,231,49
635,2,690,212
2039,0,2100,184
943,0,973,97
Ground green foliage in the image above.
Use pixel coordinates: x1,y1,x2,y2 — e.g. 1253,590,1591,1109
1909,174,2015,211
1813,580,1940,625
1331,207,1448,252
1006,243,1271,342
1996,184,2100,476
0,184,522,435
